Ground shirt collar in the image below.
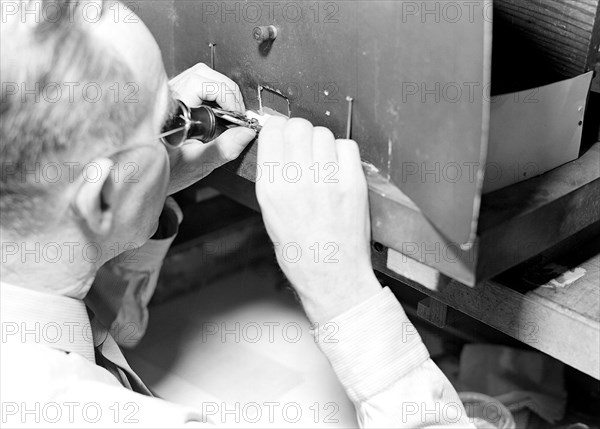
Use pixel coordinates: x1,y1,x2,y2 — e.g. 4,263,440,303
1,282,96,362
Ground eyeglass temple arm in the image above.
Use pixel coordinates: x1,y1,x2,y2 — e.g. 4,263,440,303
157,125,188,139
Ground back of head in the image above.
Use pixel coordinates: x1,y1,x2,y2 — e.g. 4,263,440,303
0,0,150,237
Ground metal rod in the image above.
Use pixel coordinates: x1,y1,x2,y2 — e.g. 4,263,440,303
345,96,354,139
209,43,216,69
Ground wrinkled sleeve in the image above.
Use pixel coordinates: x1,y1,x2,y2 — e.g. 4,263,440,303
314,287,476,428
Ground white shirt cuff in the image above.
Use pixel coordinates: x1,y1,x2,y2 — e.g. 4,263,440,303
314,286,430,403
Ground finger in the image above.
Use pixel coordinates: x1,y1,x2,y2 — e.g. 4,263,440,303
175,75,241,111
204,127,256,165
171,65,245,112
187,63,212,74
283,118,313,165
198,79,245,112
171,74,207,108
312,126,337,163
257,116,287,166
192,63,239,93
178,127,256,174
194,66,245,112
335,139,364,179
168,63,207,86
168,65,207,105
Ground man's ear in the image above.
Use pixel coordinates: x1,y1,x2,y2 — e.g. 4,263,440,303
73,158,118,236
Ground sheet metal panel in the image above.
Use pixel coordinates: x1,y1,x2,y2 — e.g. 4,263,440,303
161,0,491,245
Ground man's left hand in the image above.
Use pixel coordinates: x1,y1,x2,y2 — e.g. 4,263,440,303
166,63,256,195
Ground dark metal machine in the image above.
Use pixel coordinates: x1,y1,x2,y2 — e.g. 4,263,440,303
137,1,600,287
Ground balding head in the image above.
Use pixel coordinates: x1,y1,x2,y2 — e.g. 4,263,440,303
0,0,168,236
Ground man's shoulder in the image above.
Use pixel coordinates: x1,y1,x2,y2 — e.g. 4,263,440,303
1,344,207,427
1,343,121,402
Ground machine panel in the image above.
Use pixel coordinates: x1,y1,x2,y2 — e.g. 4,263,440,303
135,1,600,287
154,0,492,246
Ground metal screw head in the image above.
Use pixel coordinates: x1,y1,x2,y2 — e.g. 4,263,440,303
253,25,277,43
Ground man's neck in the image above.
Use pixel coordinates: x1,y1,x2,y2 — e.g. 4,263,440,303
1,241,98,299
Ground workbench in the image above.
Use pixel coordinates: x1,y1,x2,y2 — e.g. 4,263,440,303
373,231,600,380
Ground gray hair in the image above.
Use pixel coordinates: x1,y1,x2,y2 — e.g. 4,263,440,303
0,0,152,235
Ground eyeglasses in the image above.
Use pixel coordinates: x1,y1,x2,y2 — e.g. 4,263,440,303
158,100,262,148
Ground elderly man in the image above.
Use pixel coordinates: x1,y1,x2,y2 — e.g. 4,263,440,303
0,0,474,427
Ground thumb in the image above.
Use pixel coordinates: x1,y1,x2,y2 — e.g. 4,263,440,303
204,127,257,165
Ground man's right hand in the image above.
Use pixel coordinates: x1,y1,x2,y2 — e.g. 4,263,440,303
256,117,382,325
